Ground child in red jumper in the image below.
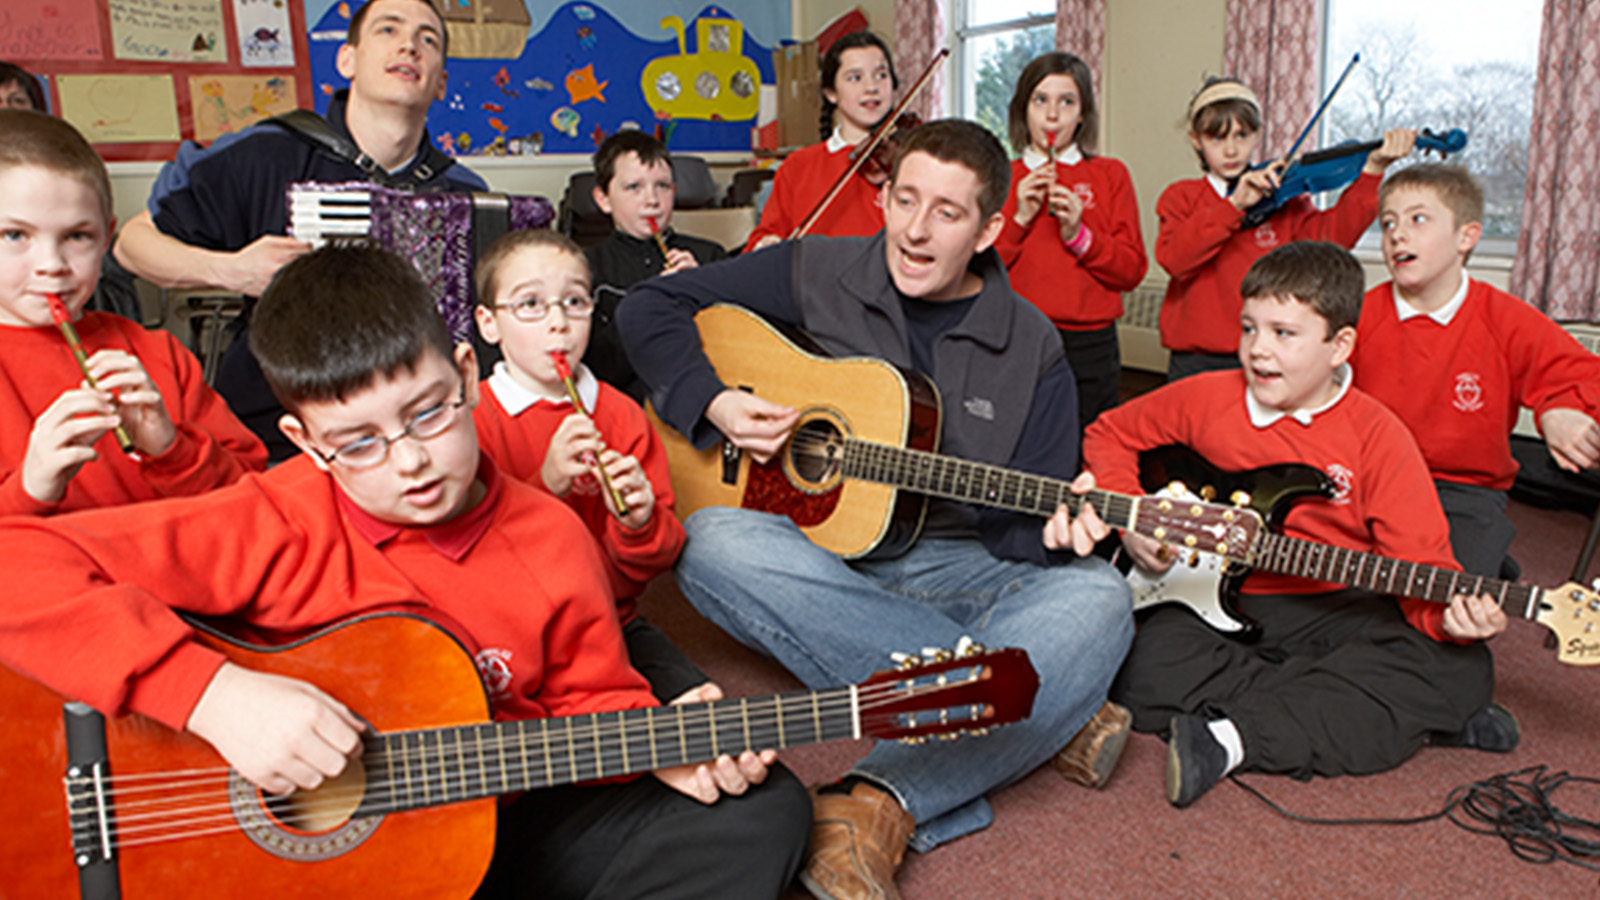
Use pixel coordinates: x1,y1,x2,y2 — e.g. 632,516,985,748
996,51,1147,432
745,30,896,251
472,228,705,702
1352,164,1600,577
0,110,265,516
1084,241,1512,809
1156,77,1413,381
0,239,808,899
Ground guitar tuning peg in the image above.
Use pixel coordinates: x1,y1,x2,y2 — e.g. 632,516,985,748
890,651,918,670
1199,485,1216,501
1230,490,1252,507
921,647,953,663
1167,480,1185,494
954,637,985,658
899,735,929,746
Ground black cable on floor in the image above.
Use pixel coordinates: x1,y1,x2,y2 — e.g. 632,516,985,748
1229,765,1600,877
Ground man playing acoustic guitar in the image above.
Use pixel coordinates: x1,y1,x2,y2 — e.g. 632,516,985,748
618,119,1134,900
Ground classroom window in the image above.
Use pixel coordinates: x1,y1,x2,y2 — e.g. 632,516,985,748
952,0,1055,148
1323,0,1542,252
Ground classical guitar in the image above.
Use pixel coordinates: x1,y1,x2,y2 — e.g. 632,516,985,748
1121,445,1600,664
0,612,1037,899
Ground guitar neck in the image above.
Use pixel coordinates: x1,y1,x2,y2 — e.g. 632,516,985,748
357,688,863,817
840,438,1138,529
1250,531,1544,621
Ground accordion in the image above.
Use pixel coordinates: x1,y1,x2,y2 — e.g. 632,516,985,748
288,182,554,343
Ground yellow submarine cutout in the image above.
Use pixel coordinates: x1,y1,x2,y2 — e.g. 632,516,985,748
641,14,760,121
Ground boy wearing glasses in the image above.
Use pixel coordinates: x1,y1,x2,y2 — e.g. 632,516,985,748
472,229,706,703
0,239,809,898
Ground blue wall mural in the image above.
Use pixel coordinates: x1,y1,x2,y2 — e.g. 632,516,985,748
306,1,783,155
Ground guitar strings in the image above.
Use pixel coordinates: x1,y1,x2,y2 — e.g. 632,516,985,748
67,673,993,850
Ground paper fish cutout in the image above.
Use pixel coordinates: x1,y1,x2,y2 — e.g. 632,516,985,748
565,64,607,105
550,106,580,138
482,101,503,113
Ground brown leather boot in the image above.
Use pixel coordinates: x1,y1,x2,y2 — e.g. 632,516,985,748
1052,700,1131,789
799,781,913,900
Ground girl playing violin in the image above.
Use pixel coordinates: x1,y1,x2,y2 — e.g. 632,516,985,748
744,31,897,251
996,52,1147,433
1156,76,1414,381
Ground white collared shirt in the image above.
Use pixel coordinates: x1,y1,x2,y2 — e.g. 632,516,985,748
1245,362,1354,428
825,126,850,153
487,359,598,416
1022,143,1084,170
1206,172,1231,198
1393,274,1471,326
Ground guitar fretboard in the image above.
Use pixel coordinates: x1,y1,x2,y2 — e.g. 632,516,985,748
357,689,862,816
1249,531,1544,621
842,439,1138,529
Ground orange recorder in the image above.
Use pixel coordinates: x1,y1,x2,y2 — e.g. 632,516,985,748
549,350,629,516
46,293,136,454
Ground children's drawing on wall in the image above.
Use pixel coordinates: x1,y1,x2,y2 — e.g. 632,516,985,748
235,0,297,67
189,74,297,141
57,73,182,142
109,0,227,63
304,0,782,155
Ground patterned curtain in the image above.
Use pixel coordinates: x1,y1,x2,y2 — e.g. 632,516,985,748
1222,0,1322,158
1056,0,1106,87
895,0,947,119
1510,1,1600,322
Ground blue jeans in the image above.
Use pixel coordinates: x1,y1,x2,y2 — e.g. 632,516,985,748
675,507,1134,851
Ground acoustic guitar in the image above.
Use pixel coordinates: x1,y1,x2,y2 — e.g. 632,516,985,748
0,612,1037,899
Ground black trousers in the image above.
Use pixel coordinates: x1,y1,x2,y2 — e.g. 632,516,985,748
474,764,810,900
1435,480,1516,578
1111,589,1493,779
1058,324,1121,435
1165,350,1240,383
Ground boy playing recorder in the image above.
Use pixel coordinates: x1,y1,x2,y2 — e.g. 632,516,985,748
0,109,264,516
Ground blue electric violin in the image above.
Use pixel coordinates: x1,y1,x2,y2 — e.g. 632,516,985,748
1237,54,1469,228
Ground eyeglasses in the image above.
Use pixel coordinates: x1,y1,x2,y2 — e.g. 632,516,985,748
492,295,595,323
311,383,468,470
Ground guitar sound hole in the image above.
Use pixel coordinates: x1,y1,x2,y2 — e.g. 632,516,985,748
789,418,844,488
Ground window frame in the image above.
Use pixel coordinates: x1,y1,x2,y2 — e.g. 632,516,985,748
950,0,1055,125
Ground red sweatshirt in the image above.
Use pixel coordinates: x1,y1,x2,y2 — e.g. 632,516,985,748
0,455,656,732
473,366,686,620
1082,369,1460,641
744,138,885,251
996,153,1148,330
1156,172,1379,355
0,313,266,515
1353,278,1600,490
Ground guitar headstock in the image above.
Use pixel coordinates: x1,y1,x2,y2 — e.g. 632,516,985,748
856,645,1039,743
1536,582,1600,666
1129,485,1264,564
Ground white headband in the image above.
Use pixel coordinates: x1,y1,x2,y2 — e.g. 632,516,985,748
1189,81,1261,120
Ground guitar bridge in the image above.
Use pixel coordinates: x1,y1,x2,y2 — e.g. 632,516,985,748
63,701,122,898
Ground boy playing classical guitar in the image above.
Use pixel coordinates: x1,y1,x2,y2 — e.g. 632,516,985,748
1351,164,1600,577
1083,240,1512,809
0,240,809,898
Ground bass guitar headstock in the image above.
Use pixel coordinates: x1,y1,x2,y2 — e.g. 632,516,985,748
1536,582,1600,666
1128,482,1264,564
856,644,1039,743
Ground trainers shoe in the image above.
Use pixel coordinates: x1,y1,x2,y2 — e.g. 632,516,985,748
799,781,913,900
1432,703,1521,753
1165,714,1229,808
1052,700,1132,789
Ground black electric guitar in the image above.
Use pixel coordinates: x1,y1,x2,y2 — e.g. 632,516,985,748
1123,445,1600,663
0,612,1038,899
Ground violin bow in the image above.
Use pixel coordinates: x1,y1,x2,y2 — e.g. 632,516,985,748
1275,53,1360,165
788,47,950,240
